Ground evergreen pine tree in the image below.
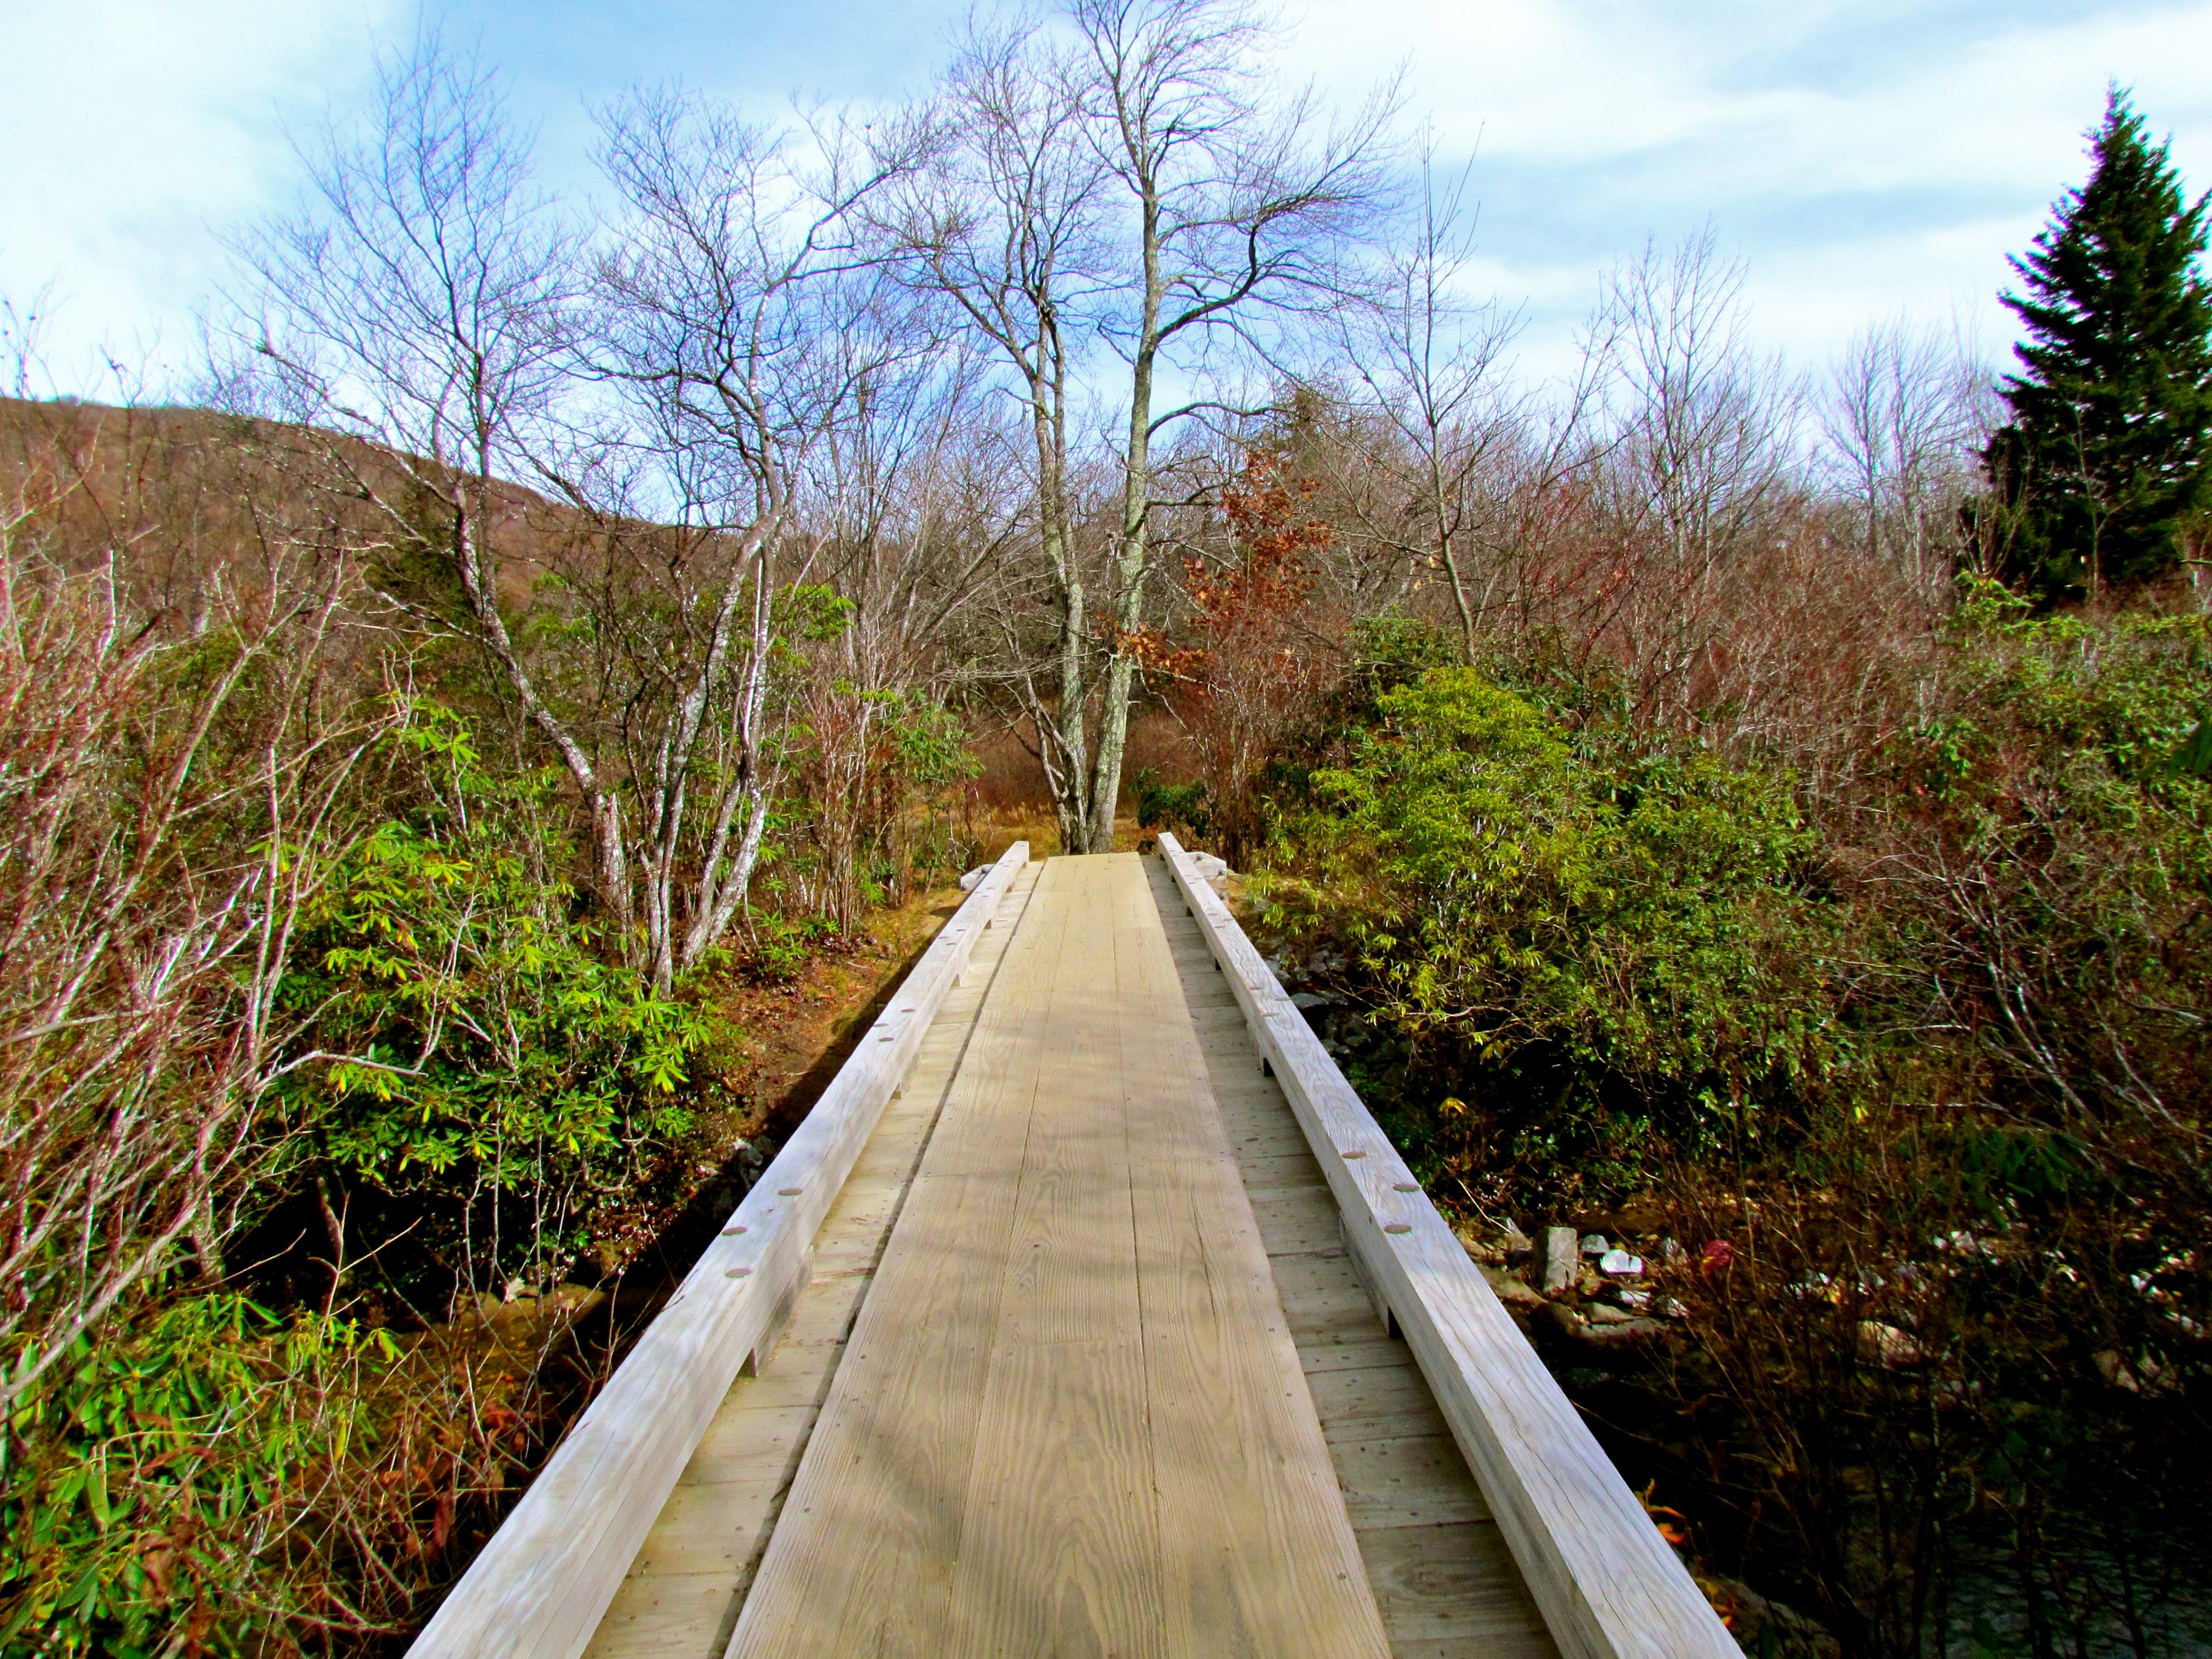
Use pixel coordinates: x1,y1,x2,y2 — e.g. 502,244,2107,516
1978,88,2212,603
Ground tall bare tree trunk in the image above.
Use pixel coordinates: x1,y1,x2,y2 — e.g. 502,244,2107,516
451,483,635,941
1038,402,1098,852
1089,322,1157,854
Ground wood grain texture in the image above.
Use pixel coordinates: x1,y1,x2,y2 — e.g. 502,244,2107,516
1359,1522,1561,1655
1113,857,1385,1659
1143,856,1556,1659
939,860,1160,1659
584,862,1045,1659
407,843,1031,1659
724,858,1079,1655
1155,836,1737,1659
727,854,1389,1659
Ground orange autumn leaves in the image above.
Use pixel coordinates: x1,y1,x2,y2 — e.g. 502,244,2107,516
1141,449,1339,858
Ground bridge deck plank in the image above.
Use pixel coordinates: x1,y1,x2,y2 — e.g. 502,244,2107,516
1114,856,1385,1657
581,863,1042,1659
1141,856,1559,1659
726,853,1389,1658
585,852,1560,1659
720,858,1075,1655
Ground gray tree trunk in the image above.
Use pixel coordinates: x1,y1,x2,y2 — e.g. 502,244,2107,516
1088,346,1154,854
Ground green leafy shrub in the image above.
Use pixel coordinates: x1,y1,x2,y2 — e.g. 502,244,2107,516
3,1295,366,1655
283,703,710,1304
888,695,984,882
1,1288,551,1658
1875,582,2210,1147
790,686,982,926
1268,667,1837,1193
1261,605,2212,1654
1133,767,1211,839
741,913,836,984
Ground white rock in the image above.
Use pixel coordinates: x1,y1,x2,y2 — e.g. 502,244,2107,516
1541,1226,1579,1294
1856,1320,1925,1367
1598,1249,1645,1277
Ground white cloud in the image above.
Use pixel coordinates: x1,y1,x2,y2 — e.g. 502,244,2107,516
0,0,396,392
5,0,2211,396
1280,0,2212,373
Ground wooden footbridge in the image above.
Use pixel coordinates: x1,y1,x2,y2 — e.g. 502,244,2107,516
410,841,1737,1659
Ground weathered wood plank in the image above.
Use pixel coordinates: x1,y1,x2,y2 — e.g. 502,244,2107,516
584,863,1046,1659
1330,1434,1493,1528
1270,1253,1396,1344
1247,1196,1356,1257
730,855,1388,1657
405,843,1030,1659
723,858,1078,1655
1290,1335,1400,1373
946,1335,1162,1656
1142,852,1557,1659
1359,1522,1558,1654
585,1577,740,1654
1240,1151,1335,1194
1307,1363,1459,1438
940,860,1163,1657
1111,857,1390,1659
624,1482,779,1578
1156,834,1736,1659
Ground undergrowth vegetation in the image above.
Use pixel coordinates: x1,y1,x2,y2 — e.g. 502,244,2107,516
288,703,711,1304
1274,665,1832,1192
0,392,988,1654
1247,593,2212,1656
3,1296,543,1657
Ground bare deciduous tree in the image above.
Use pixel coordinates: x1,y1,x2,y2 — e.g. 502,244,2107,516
798,346,1021,922
1591,230,1804,719
1332,141,1521,657
584,89,923,986
0,483,386,1414
1074,0,1397,849
896,0,1394,852
1823,316,1992,605
237,38,628,924
882,18,1114,851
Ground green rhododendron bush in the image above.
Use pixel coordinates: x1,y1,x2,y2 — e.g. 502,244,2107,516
1252,594,2212,1655
1270,665,1834,1188
3,1296,543,1657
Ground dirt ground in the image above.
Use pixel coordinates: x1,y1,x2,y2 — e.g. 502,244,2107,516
717,885,970,1147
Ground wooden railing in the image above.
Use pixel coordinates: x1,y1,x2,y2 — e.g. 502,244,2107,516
405,842,1031,1659
1156,833,1736,1659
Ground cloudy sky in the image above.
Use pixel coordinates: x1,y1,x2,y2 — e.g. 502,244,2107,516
4,0,2210,396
